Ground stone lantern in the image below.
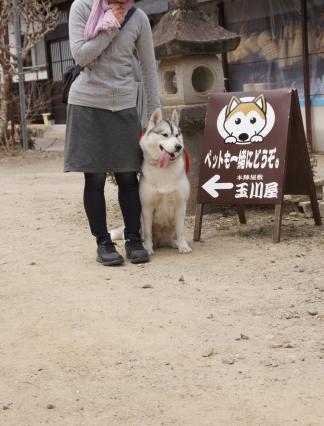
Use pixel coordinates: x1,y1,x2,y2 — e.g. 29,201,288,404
153,0,240,214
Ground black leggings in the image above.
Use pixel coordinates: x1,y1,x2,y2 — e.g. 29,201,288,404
83,172,141,244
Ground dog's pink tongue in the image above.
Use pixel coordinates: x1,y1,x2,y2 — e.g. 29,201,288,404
159,150,171,168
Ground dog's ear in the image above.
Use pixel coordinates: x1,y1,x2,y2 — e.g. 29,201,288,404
147,108,163,131
254,94,267,114
226,96,240,117
171,109,179,126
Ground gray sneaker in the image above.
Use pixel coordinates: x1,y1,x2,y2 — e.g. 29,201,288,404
97,241,124,266
125,239,149,264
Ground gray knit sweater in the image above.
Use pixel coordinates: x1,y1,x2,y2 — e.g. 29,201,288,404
68,0,161,120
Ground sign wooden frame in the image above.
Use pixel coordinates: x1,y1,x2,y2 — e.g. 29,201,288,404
194,90,321,243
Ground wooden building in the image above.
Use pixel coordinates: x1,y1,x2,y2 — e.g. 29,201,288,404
12,0,323,151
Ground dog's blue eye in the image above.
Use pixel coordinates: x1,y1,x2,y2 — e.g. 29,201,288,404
250,117,257,124
235,118,241,125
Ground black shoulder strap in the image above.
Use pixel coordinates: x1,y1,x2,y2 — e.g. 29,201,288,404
120,6,137,29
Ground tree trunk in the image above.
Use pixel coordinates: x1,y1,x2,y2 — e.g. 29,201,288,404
0,69,11,149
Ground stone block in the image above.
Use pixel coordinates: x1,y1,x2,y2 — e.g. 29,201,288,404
314,178,324,200
299,200,324,218
299,201,313,218
159,55,224,106
319,201,324,218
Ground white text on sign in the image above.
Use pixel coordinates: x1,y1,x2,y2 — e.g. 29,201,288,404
204,148,280,170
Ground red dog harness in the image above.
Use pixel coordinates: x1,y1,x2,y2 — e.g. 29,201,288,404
183,149,190,174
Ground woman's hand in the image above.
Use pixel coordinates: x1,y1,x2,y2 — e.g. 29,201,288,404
111,4,126,25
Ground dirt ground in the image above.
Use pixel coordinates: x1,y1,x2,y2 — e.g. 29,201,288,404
0,151,324,426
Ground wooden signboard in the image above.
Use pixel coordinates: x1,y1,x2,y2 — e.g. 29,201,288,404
194,89,321,242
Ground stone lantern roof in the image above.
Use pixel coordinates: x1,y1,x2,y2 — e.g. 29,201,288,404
153,0,240,59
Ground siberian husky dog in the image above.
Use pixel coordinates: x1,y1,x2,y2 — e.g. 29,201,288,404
139,108,192,255
111,108,192,255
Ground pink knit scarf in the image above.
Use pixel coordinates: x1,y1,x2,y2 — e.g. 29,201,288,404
84,0,134,41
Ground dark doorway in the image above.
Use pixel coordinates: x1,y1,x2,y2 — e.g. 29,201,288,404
47,37,74,123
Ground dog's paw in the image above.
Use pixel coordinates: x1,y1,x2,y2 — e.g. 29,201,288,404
251,134,263,143
170,240,178,249
178,242,192,254
225,136,237,144
144,240,154,255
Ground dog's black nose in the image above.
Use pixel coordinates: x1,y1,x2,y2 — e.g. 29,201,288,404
238,133,249,141
175,144,182,152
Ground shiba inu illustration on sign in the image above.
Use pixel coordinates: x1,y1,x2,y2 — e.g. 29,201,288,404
216,95,276,145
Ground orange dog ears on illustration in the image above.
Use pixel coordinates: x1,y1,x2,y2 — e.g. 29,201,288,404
226,96,241,118
254,94,267,115
225,94,267,118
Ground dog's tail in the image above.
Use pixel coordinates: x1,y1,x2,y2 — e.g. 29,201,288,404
110,225,124,241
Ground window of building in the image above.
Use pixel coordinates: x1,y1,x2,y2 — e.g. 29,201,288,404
224,0,324,103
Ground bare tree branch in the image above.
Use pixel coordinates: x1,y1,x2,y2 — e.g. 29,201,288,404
0,0,59,147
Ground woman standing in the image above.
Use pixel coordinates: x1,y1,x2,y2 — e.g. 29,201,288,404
64,0,161,266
